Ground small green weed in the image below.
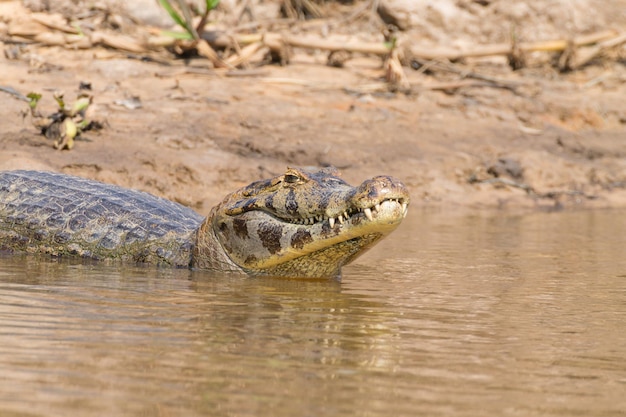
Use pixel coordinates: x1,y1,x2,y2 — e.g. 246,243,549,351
158,0,220,40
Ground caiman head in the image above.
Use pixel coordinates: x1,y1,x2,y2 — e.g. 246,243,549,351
193,167,410,278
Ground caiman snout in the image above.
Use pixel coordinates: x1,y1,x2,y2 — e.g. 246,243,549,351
352,175,410,217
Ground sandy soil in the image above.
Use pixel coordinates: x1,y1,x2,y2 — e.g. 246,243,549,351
1,0,625,214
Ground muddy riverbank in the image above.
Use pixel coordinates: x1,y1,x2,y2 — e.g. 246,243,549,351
1,0,625,213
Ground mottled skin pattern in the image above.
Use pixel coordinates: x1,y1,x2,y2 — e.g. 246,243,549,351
0,171,200,266
0,168,409,278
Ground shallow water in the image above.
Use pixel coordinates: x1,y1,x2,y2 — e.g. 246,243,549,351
0,209,624,417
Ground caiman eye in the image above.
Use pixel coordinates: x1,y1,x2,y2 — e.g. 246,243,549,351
284,173,300,184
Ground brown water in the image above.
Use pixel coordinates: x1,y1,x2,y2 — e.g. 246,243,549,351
0,209,624,417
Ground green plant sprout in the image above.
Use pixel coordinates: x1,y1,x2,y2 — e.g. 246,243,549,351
158,0,220,40
26,90,95,150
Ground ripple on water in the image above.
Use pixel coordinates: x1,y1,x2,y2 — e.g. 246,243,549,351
0,209,625,416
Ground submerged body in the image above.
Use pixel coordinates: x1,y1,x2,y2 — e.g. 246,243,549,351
0,168,409,278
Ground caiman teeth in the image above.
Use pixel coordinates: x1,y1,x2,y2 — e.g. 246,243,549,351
287,198,407,227
364,207,373,221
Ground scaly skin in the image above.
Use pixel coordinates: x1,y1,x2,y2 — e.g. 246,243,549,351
0,170,200,266
0,168,409,278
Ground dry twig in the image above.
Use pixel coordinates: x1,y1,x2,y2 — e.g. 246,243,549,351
468,176,597,200
410,58,525,93
403,30,619,62
566,32,626,70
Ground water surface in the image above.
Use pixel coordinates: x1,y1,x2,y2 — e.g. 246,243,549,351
0,209,624,416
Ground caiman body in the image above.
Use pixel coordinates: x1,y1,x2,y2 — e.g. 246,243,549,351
0,168,409,278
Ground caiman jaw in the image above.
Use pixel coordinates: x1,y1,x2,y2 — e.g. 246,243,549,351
287,197,409,228
202,167,410,278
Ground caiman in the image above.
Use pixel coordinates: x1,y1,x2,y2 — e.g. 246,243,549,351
0,168,409,278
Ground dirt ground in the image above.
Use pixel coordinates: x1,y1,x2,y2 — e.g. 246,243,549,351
1,0,625,214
